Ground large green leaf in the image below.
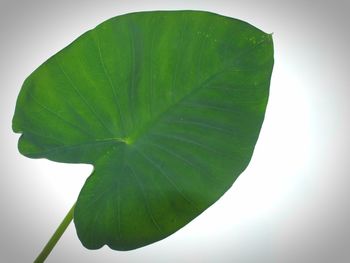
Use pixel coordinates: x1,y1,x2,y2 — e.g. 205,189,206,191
12,10,274,250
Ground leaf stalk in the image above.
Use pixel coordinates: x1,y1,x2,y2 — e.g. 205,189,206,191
34,202,76,263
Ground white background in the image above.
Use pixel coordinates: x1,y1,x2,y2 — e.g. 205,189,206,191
1,0,349,262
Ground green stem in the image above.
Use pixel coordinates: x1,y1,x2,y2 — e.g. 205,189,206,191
34,202,76,263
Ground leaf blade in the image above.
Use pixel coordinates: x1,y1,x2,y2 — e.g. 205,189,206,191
13,10,274,250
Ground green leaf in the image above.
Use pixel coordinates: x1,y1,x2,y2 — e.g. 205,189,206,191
12,10,274,250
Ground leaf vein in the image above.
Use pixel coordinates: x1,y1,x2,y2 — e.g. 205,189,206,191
27,92,94,138
150,132,226,157
133,146,200,211
94,32,126,136
164,119,236,135
126,164,163,233
55,58,115,136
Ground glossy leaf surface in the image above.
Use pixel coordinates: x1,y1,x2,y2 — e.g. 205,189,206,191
12,10,274,250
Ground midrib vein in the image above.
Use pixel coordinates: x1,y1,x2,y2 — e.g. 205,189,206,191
23,137,128,156
127,30,269,145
